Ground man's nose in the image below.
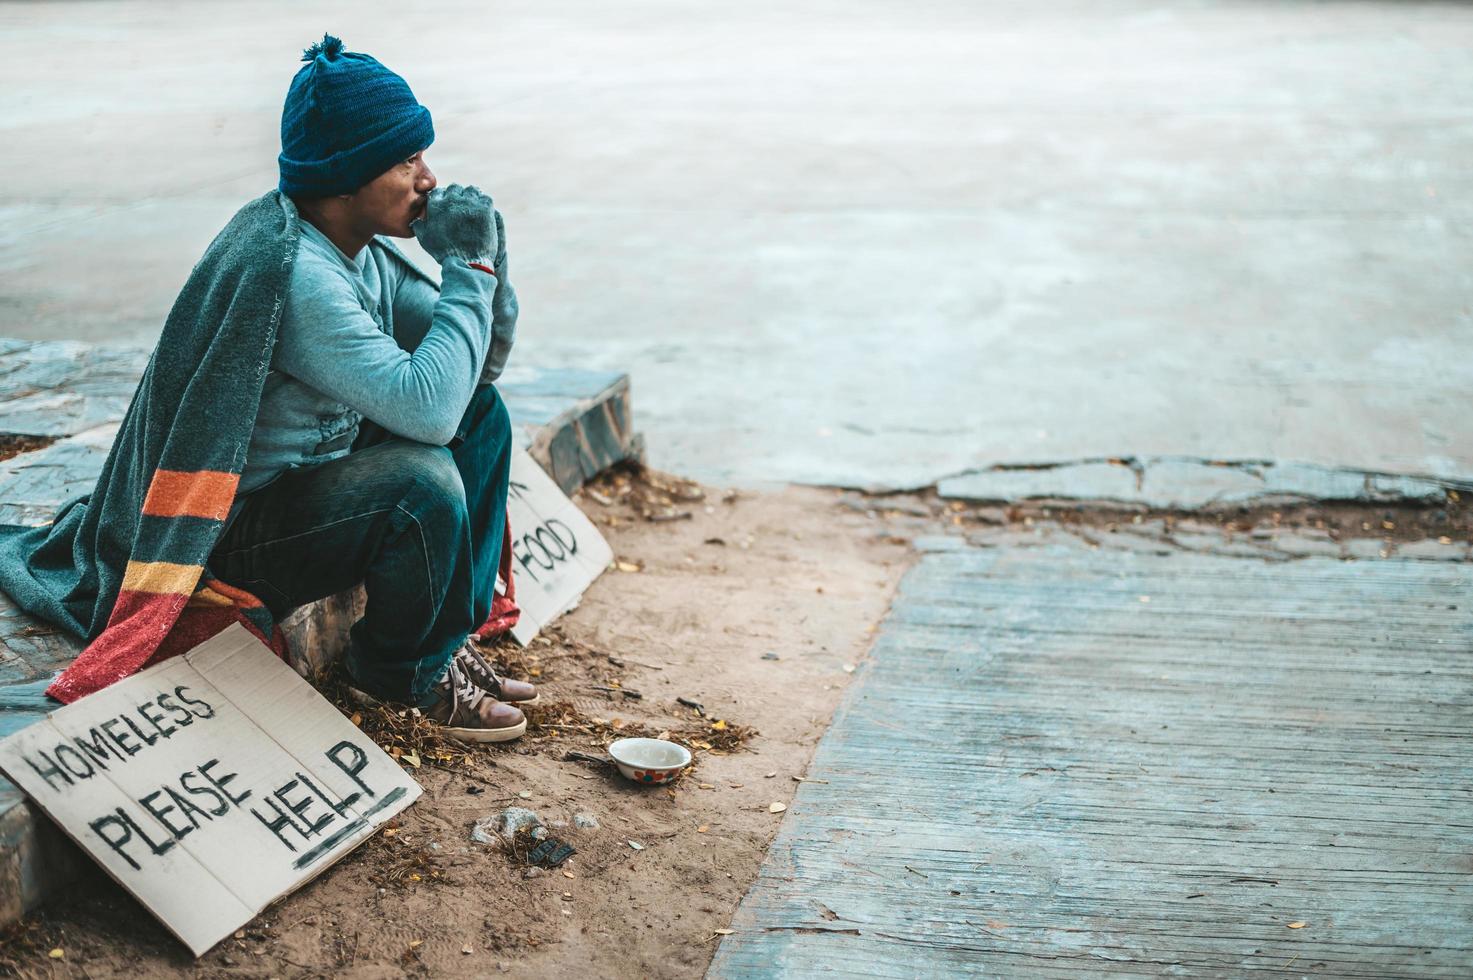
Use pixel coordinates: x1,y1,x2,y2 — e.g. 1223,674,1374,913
417,162,437,193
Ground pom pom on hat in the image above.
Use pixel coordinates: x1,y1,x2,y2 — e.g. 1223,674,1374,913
278,34,434,198
301,33,345,62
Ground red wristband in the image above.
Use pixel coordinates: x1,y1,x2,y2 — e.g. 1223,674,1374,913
468,262,496,276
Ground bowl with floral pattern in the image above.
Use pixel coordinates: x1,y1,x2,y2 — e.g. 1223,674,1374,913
608,737,691,785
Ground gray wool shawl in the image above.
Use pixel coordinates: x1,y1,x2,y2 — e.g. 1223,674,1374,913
0,191,365,702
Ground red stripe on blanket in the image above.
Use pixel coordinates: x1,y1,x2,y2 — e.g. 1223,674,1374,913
45,587,286,704
45,589,189,702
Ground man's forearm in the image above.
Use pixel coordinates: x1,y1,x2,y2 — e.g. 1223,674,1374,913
279,257,495,446
383,259,497,441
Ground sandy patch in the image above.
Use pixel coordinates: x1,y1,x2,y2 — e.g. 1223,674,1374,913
0,473,910,978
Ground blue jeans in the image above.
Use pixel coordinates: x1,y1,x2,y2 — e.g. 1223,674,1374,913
209,384,513,705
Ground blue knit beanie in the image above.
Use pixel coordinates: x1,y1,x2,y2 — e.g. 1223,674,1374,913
278,34,434,198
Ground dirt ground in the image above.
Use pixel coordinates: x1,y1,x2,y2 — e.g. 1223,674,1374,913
1,463,1464,978
0,470,912,979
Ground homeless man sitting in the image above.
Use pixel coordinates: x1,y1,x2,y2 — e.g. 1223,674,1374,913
0,34,539,742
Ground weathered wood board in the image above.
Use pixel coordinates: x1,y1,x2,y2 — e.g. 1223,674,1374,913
0,625,419,956
497,365,637,495
504,449,613,643
711,540,1473,977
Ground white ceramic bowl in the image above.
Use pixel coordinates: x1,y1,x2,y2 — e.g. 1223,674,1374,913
608,737,692,785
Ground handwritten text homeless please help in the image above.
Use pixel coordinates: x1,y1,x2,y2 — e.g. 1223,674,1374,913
0,626,420,955
17,683,393,873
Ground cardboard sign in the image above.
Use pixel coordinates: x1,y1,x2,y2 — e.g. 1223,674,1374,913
505,449,613,643
0,624,420,956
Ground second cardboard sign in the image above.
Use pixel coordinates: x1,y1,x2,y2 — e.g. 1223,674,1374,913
503,450,613,643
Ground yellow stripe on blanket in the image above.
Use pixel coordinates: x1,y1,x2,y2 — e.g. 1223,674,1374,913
120,559,203,596
187,586,237,608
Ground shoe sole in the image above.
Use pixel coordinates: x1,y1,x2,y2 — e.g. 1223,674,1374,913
441,717,528,743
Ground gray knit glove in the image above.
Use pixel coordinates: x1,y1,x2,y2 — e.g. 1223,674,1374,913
482,210,517,383
411,184,498,267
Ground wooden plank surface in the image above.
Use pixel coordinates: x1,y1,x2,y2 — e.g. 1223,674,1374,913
710,541,1473,978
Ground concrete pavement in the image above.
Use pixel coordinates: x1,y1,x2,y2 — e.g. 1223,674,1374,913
3,0,1471,490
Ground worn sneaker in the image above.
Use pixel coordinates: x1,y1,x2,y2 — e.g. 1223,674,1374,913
456,641,540,706
426,656,528,743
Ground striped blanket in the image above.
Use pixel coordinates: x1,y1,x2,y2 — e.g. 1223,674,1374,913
0,191,301,703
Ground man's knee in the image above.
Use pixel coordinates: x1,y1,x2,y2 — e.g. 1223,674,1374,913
383,443,466,516
469,384,511,443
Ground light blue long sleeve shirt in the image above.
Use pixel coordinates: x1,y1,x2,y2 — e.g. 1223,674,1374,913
235,218,516,498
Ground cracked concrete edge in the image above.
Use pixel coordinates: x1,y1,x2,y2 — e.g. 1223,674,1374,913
0,339,153,439
930,455,1472,511
0,786,86,926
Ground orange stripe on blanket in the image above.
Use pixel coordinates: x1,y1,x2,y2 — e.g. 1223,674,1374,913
120,559,203,596
140,468,239,520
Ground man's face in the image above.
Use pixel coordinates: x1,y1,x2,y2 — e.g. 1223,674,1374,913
348,150,436,238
